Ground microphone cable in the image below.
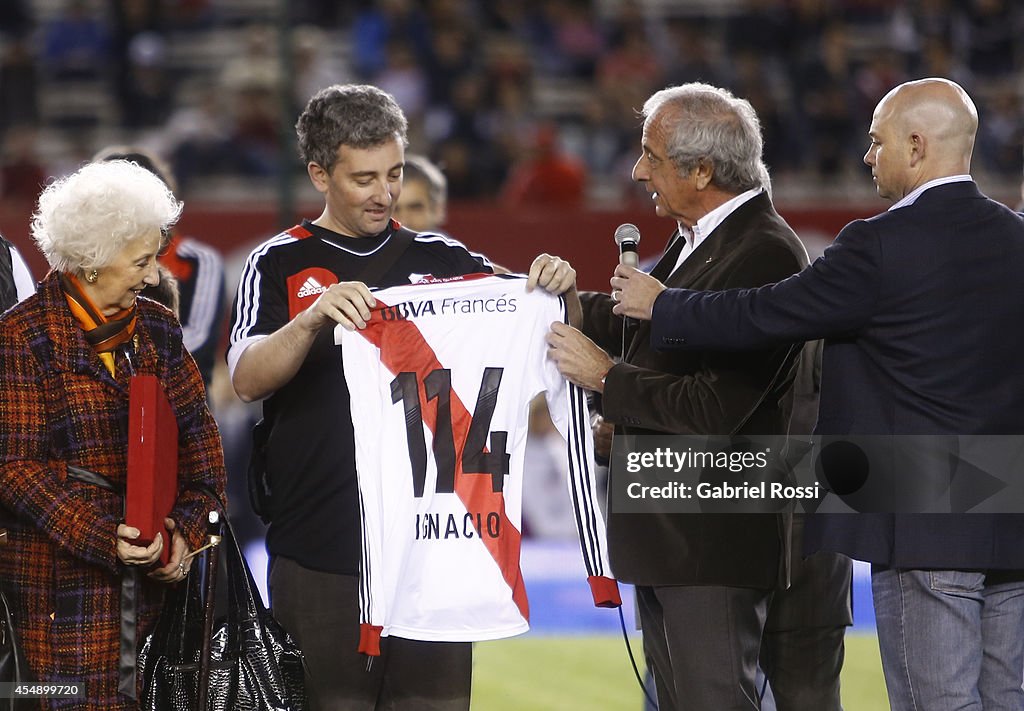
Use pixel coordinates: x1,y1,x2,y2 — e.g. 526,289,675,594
618,605,659,710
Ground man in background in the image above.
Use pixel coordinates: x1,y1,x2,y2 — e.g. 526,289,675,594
393,153,447,233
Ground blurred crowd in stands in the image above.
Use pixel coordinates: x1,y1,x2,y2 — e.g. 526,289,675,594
1,0,1023,208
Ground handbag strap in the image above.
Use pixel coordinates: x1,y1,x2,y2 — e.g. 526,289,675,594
354,226,416,286
189,483,267,617
64,465,138,698
1,586,27,687
67,464,124,494
728,342,800,436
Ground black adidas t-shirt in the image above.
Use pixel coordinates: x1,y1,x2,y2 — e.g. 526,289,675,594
229,219,492,574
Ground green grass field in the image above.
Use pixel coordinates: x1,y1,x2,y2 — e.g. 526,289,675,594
472,633,887,710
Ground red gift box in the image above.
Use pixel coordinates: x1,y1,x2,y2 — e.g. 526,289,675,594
126,374,178,566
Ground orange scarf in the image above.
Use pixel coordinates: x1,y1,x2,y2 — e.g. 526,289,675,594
60,272,137,376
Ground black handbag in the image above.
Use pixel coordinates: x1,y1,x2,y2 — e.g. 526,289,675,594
137,515,306,710
1,584,31,711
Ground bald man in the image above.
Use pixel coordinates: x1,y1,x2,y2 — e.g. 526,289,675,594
612,77,1024,711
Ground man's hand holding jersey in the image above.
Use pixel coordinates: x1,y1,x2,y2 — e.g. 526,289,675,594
526,253,577,295
306,281,376,332
233,281,375,402
546,323,614,393
528,254,615,394
528,252,584,328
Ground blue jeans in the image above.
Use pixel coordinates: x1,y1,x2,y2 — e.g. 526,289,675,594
872,568,1024,711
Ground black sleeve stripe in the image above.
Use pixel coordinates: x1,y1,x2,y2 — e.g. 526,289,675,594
230,233,293,345
358,486,373,622
559,296,602,576
569,379,602,577
558,295,606,578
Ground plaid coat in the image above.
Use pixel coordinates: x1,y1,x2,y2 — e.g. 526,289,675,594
0,271,226,710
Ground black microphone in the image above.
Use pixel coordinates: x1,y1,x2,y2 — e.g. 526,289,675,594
614,223,641,268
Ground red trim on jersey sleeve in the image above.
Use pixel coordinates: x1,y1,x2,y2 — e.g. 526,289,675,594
358,623,384,656
587,576,622,608
357,297,530,623
285,224,314,239
158,235,194,282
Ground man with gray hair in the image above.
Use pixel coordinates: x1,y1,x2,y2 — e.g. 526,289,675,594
544,82,850,710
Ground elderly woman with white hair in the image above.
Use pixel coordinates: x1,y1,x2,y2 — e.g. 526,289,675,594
0,160,226,709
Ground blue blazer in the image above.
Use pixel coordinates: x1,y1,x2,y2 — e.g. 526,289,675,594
650,181,1024,568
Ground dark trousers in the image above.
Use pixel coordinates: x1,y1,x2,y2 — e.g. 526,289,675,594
760,622,846,711
636,583,772,711
762,516,852,711
268,555,472,711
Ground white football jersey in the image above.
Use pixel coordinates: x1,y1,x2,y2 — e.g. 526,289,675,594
337,274,619,651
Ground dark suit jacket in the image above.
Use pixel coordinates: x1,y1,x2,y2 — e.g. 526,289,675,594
651,181,1024,569
582,191,809,587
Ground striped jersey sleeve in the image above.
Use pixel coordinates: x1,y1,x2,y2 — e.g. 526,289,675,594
174,236,225,354
226,231,297,376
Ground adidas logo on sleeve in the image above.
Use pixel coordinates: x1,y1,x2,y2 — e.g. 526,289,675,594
285,267,339,318
297,276,329,298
